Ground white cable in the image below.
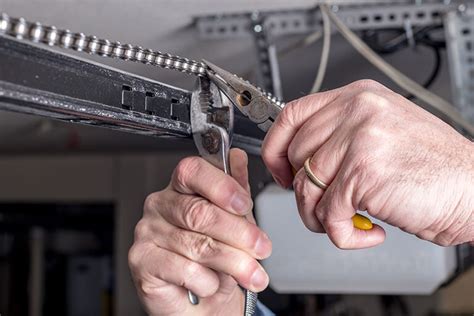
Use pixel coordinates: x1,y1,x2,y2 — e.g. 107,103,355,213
310,5,331,94
321,5,474,137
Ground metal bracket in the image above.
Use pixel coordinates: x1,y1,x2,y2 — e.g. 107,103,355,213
250,13,283,100
195,2,455,40
195,1,459,106
445,5,474,122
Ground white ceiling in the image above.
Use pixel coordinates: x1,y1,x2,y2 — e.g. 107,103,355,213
0,0,454,153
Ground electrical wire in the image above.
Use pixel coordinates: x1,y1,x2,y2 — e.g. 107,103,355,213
405,45,442,100
364,25,445,55
321,4,474,137
310,4,331,93
362,26,444,99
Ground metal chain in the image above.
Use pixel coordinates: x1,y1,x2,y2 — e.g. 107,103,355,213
0,12,207,76
0,12,283,109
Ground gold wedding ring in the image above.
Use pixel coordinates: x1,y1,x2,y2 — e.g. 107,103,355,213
304,157,328,190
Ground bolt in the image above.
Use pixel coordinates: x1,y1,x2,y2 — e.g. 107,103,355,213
458,3,467,14
253,24,263,33
201,129,221,154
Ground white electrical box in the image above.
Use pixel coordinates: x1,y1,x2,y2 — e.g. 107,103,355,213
255,184,457,295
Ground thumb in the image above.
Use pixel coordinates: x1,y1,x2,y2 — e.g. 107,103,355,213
316,172,386,249
229,148,256,223
229,148,251,194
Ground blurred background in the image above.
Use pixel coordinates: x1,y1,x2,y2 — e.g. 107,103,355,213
0,0,472,315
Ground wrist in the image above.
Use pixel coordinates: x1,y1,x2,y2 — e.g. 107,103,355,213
448,140,474,245
463,142,474,243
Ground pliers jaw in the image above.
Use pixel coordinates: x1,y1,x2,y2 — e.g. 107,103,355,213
203,59,283,133
190,76,233,173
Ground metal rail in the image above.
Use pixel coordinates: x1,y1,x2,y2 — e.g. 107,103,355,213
0,36,264,154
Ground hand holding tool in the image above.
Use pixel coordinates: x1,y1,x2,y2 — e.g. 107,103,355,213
189,76,257,315
204,60,373,231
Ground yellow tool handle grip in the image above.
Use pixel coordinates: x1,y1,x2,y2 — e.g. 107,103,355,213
352,214,372,230
291,166,373,230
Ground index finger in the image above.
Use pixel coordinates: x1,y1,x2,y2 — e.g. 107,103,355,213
261,88,343,188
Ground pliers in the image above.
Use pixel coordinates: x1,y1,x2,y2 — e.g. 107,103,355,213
189,72,258,315
188,60,372,314
201,60,373,231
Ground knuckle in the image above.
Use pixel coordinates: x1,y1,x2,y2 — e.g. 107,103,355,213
235,258,258,282
433,237,451,247
168,227,188,247
183,198,217,232
182,261,202,286
292,172,304,194
138,280,167,300
352,115,390,150
191,235,220,261
261,145,274,169
128,243,144,270
353,91,378,107
210,176,234,201
287,143,300,170
133,219,151,242
332,237,349,250
293,173,315,208
316,210,331,230
143,193,159,214
174,156,202,188
352,91,390,116
301,217,320,233
321,224,351,250
351,79,382,90
279,99,304,129
139,283,159,298
278,103,296,128
241,224,261,251
248,227,262,251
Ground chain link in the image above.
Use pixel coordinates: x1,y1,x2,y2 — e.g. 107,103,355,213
0,12,207,76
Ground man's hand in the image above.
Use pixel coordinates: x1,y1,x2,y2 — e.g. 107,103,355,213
129,149,271,316
262,79,474,249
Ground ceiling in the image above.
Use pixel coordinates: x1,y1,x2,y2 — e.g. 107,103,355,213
0,0,454,153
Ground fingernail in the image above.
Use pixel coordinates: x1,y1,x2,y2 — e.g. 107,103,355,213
230,192,252,215
250,267,268,290
255,233,271,258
